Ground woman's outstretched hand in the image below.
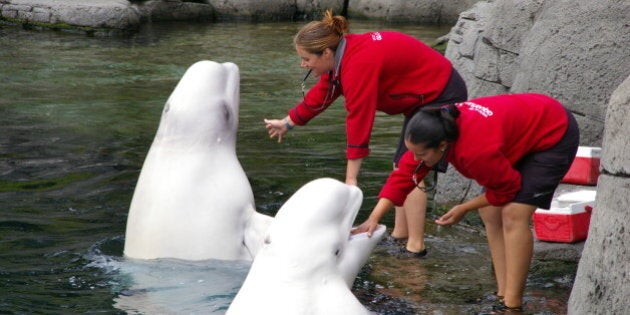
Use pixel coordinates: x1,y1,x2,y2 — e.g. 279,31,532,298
264,118,290,143
435,204,467,226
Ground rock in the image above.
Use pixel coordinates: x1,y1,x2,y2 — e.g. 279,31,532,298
137,0,214,22
569,75,630,314
534,240,584,262
206,0,300,21
1,0,142,30
600,75,630,176
347,0,477,25
511,0,629,145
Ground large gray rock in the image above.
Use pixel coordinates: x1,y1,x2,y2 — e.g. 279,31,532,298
599,75,630,176
1,0,141,30
444,1,511,99
511,0,630,145
569,76,630,314
348,0,477,24
0,0,216,31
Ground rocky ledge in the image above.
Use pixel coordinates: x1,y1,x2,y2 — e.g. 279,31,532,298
0,0,214,34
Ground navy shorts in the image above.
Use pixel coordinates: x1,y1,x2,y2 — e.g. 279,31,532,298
512,108,580,209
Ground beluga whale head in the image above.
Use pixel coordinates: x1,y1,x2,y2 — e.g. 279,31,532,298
158,60,239,148
124,60,272,261
227,177,385,315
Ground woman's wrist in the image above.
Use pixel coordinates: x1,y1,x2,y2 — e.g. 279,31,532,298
367,215,381,225
282,117,294,130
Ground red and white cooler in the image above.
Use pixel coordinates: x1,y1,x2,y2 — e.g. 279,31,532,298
533,190,596,243
561,146,601,185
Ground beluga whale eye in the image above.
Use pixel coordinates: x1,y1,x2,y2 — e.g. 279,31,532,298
264,235,271,245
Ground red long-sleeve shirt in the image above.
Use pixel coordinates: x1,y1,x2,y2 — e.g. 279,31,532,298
288,31,453,159
379,93,570,206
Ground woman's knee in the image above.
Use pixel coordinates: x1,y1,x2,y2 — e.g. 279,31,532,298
479,206,502,227
501,203,536,230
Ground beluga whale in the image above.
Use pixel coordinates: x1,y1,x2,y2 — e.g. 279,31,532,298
124,60,272,261
227,178,386,315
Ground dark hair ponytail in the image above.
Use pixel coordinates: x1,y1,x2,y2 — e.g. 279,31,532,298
404,104,460,148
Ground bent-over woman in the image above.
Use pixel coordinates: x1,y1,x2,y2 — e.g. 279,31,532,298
353,93,579,312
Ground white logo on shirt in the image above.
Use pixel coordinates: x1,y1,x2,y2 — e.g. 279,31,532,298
371,32,382,41
459,101,494,118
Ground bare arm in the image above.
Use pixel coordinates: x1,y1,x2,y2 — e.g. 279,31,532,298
345,158,363,186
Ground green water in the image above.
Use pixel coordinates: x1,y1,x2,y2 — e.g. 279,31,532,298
0,21,573,314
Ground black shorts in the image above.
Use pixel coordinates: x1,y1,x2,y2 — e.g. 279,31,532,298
512,108,580,209
393,68,468,166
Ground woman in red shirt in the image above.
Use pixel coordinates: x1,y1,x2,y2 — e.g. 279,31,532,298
264,10,467,257
352,93,579,312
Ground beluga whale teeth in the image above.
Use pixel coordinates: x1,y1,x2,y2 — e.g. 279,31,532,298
123,60,272,261
227,177,386,315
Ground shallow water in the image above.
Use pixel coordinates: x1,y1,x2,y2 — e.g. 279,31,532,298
0,21,574,314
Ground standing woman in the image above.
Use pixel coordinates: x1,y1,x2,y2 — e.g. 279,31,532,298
264,10,467,257
352,93,579,312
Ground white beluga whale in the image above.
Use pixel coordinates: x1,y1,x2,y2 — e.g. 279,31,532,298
227,178,386,315
124,60,272,261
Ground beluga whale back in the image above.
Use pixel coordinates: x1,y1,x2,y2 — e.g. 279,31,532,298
124,60,272,261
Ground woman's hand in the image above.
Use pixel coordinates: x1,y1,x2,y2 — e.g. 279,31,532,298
352,198,393,237
436,194,489,226
264,117,293,143
351,218,380,237
435,204,468,226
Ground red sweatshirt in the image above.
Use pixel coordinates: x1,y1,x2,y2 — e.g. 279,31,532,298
288,31,453,159
379,93,570,206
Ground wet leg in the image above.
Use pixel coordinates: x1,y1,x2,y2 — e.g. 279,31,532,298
501,202,536,308
478,205,506,298
392,206,409,240
402,187,427,253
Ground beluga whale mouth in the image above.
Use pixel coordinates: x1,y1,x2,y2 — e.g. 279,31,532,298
123,60,272,261
227,178,386,315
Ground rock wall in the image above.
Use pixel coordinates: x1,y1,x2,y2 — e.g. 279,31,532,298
347,0,477,25
436,0,630,205
0,0,216,33
0,0,345,30
136,0,215,22
206,0,345,21
0,0,143,31
0,0,482,29
568,75,630,314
